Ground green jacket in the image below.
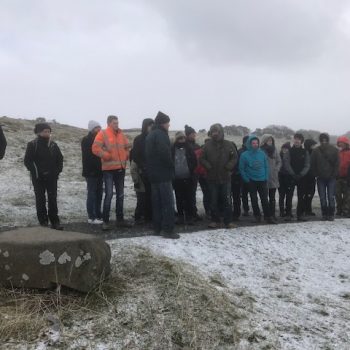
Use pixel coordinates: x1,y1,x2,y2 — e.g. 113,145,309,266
200,124,237,184
311,144,339,179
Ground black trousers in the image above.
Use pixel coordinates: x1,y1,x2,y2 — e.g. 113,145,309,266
268,188,277,218
241,181,250,213
284,177,308,217
32,175,59,225
304,176,316,214
248,180,271,218
173,178,194,219
231,175,242,219
135,175,152,221
278,173,294,215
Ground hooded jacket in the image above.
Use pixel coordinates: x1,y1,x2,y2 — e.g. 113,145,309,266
260,134,281,188
145,123,174,183
239,135,269,183
0,125,7,160
81,131,102,177
311,142,339,179
132,118,154,174
200,124,237,183
337,136,350,178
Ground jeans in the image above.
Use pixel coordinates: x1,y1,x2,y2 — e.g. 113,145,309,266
317,177,336,216
102,169,125,223
86,176,103,220
32,175,59,225
151,181,175,232
248,180,271,218
209,182,232,225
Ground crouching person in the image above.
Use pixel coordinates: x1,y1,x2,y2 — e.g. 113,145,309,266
24,123,63,230
200,124,237,229
239,135,276,224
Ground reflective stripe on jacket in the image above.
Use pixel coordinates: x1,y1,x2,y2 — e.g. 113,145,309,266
92,126,130,171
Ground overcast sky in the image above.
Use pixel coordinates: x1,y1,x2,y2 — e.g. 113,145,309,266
1,0,350,134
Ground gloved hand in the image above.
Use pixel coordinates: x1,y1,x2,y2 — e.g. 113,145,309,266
293,174,301,181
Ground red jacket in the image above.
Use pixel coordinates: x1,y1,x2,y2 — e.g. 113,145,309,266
337,136,350,178
194,148,207,177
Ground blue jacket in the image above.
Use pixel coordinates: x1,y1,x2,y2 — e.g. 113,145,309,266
239,135,269,183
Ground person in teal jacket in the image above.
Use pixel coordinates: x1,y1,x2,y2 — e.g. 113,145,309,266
239,135,277,224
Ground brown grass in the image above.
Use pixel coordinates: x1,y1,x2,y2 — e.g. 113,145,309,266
0,247,260,349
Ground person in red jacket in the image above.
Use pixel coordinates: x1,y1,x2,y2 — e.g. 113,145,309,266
336,136,350,217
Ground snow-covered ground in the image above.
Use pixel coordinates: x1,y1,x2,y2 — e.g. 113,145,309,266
110,220,350,349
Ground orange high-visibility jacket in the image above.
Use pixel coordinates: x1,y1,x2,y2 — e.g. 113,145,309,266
92,126,130,171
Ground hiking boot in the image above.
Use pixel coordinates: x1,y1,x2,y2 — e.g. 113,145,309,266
51,223,64,230
102,222,111,231
116,219,133,228
328,216,335,221
40,221,49,227
297,216,308,222
305,212,316,217
283,214,291,222
266,217,278,225
176,216,185,225
208,222,218,229
225,222,237,229
163,231,180,239
194,214,203,222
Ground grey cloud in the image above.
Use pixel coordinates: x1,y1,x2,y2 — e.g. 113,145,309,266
143,0,349,65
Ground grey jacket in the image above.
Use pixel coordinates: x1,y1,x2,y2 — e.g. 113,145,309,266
260,134,281,189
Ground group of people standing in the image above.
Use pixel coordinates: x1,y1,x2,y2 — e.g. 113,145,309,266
1,111,347,239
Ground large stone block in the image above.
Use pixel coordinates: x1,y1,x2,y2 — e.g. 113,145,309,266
0,227,111,292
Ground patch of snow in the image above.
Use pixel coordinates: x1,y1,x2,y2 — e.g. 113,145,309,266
110,220,350,349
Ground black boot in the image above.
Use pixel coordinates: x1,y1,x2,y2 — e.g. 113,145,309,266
321,206,328,220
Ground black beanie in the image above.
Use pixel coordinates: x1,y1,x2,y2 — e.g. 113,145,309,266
281,142,291,150
319,133,330,143
155,111,170,125
184,124,196,136
294,133,304,143
34,123,51,134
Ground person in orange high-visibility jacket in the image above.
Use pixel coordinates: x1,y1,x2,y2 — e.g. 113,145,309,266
92,115,132,230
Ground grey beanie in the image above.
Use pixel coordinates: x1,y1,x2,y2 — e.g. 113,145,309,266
88,120,101,132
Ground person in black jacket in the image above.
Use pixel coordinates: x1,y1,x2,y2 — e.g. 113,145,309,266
24,123,63,230
145,111,179,239
132,118,154,223
303,139,317,216
172,131,197,225
81,120,103,224
283,133,310,221
0,125,7,160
